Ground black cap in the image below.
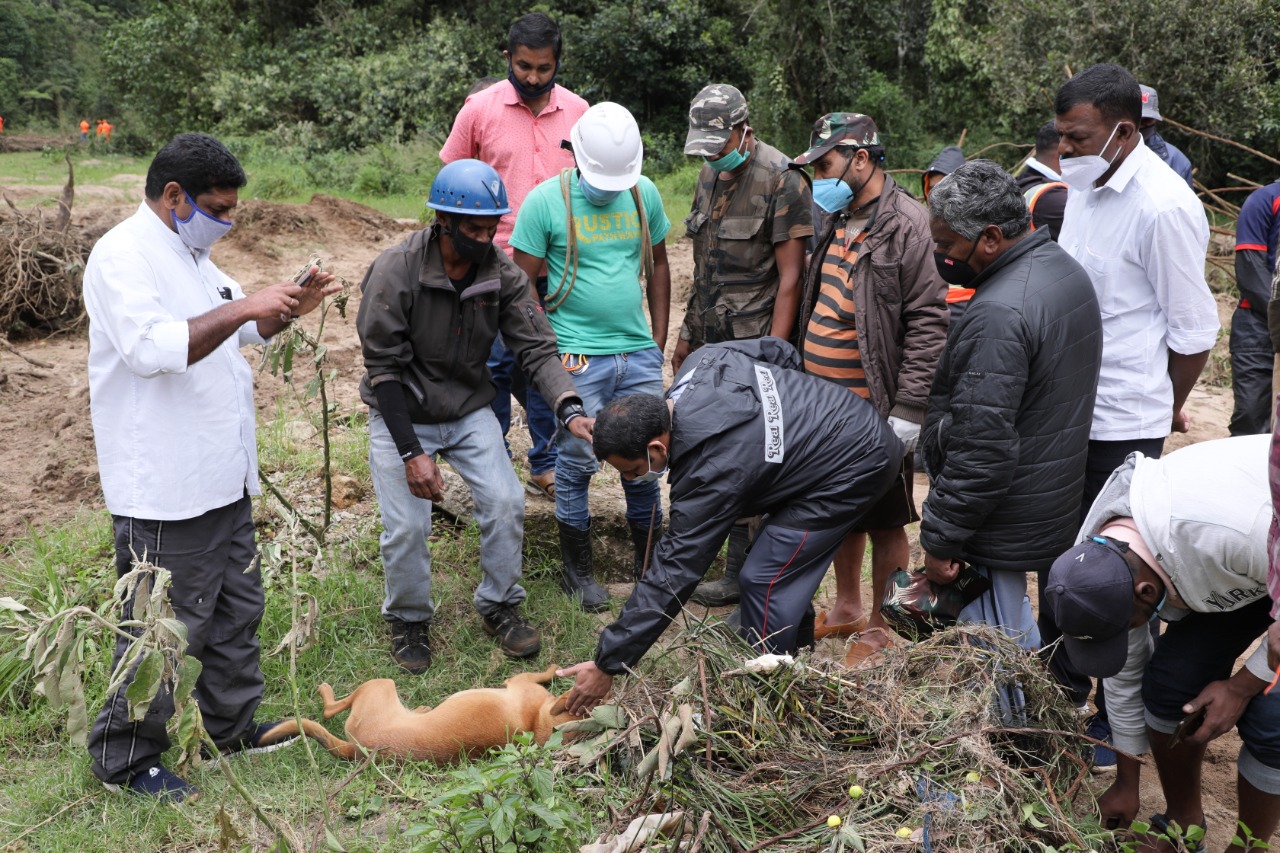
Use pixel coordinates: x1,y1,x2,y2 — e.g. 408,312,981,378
1042,537,1137,678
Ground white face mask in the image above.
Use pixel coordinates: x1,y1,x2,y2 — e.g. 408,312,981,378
172,190,233,250
633,445,668,484
1058,123,1123,191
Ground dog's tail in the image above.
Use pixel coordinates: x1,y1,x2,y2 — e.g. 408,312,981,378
260,718,361,760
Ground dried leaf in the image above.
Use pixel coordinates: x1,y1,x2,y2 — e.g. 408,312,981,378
125,649,164,721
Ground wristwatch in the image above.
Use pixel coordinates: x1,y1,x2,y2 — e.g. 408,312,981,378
558,401,588,428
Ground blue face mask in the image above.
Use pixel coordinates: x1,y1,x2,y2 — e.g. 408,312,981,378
172,190,233,250
812,178,854,214
633,446,668,484
707,130,751,172
579,174,620,207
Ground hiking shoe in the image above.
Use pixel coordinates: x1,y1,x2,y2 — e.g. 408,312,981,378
390,618,433,673
205,721,300,765
482,604,542,658
1086,715,1117,772
105,764,198,803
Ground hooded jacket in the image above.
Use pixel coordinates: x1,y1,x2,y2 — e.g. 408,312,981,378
356,225,577,423
920,229,1102,573
593,338,901,674
796,174,948,424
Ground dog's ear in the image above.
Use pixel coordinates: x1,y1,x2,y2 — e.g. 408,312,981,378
550,695,570,716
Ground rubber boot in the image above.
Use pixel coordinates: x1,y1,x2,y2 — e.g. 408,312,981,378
558,520,610,612
628,520,662,581
690,523,748,605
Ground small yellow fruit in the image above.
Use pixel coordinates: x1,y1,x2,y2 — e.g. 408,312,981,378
848,784,864,798
896,826,913,838
965,771,981,783
827,815,842,828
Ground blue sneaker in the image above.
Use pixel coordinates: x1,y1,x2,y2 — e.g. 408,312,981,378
105,763,199,803
1086,715,1117,772
205,721,299,766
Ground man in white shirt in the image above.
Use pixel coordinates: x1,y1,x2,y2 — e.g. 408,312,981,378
1043,64,1221,763
1045,436,1278,850
83,133,339,801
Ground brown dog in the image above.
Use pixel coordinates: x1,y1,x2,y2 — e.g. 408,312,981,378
258,665,582,762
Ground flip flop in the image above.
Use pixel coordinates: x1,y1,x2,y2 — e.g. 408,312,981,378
843,627,894,668
525,470,555,500
814,611,870,640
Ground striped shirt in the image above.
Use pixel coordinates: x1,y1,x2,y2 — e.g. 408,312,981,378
804,222,871,397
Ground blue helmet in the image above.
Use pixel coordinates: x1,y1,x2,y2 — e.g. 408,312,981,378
426,159,511,215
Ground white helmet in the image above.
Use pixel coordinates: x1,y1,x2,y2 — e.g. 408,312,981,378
570,102,643,192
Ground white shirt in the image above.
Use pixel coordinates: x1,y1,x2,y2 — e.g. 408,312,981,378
84,203,267,520
1059,138,1219,441
1079,435,1273,755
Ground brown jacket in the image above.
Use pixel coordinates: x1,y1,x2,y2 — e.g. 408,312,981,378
796,174,948,423
357,225,577,424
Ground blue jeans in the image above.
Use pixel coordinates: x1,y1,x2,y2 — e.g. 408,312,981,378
488,334,559,475
368,407,526,623
555,346,665,529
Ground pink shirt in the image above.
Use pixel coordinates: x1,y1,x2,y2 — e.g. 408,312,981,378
440,80,588,254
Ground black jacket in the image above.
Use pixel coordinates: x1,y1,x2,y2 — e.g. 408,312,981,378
920,229,1102,573
594,338,901,673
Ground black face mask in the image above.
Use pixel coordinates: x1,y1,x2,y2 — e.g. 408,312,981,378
507,60,558,101
443,220,493,265
934,238,980,286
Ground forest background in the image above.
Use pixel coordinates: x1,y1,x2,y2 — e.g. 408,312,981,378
5,0,1280,186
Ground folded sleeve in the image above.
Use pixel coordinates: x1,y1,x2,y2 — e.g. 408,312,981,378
1142,206,1220,355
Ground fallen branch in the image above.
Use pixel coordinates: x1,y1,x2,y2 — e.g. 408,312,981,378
1163,116,1280,168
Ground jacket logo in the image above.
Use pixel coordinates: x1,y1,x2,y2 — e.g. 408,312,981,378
754,365,785,464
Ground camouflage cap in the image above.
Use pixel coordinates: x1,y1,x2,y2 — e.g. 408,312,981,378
792,113,880,166
685,84,749,157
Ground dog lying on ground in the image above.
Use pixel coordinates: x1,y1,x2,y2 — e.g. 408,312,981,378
258,665,582,762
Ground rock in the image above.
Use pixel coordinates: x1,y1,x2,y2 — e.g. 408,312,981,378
329,474,364,509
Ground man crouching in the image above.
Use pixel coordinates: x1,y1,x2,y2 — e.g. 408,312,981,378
556,338,901,713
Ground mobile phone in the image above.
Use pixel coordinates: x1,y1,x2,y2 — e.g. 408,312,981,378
295,269,314,287
1169,706,1207,748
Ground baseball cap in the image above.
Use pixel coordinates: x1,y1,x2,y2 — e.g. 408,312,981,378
1042,537,1138,678
685,84,749,157
1139,85,1162,121
793,113,880,166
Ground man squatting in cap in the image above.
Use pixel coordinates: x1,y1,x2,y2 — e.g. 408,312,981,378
1043,435,1280,849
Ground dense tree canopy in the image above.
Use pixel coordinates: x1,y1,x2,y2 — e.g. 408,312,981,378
6,0,1279,181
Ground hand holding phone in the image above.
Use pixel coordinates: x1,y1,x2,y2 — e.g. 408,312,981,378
1169,706,1207,748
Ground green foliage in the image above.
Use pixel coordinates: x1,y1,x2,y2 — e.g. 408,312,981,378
405,731,589,853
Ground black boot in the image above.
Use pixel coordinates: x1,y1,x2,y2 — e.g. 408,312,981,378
628,519,662,581
558,521,610,612
690,524,749,606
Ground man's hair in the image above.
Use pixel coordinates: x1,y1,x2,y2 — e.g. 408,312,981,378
1054,63,1142,126
1035,120,1058,154
468,75,501,97
508,12,562,60
928,159,1030,241
592,394,670,462
144,133,246,201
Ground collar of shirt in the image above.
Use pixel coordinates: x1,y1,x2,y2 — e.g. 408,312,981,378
1094,134,1148,195
1023,157,1060,182
140,200,212,262
502,80,563,112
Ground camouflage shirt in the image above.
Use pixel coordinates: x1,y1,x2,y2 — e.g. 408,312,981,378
681,139,813,347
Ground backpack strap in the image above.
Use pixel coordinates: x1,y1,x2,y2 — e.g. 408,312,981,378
631,184,654,285
544,168,580,313
1023,181,1067,230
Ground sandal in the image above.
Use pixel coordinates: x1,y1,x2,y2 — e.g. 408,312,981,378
1145,813,1206,853
525,470,556,500
843,627,894,668
814,611,870,640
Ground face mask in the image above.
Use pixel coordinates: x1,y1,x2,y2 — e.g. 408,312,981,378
172,190,232,250
633,445,668,484
934,238,980,286
508,60,558,101
1058,122,1123,191
443,218,493,265
579,174,620,207
707,129,751,172
812,178,854,214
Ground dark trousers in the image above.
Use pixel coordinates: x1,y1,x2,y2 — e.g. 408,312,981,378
1038,437,1165,715
88,497,264,784
738,523,853,654
1229,307,1274,436
488,275,558,476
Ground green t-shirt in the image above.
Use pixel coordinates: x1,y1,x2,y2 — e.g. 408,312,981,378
509,172,670,355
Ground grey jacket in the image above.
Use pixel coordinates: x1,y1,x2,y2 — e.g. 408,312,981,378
920,229,1102,573
356,225,576,423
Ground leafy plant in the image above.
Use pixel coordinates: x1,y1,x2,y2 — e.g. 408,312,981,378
404,731,589,853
